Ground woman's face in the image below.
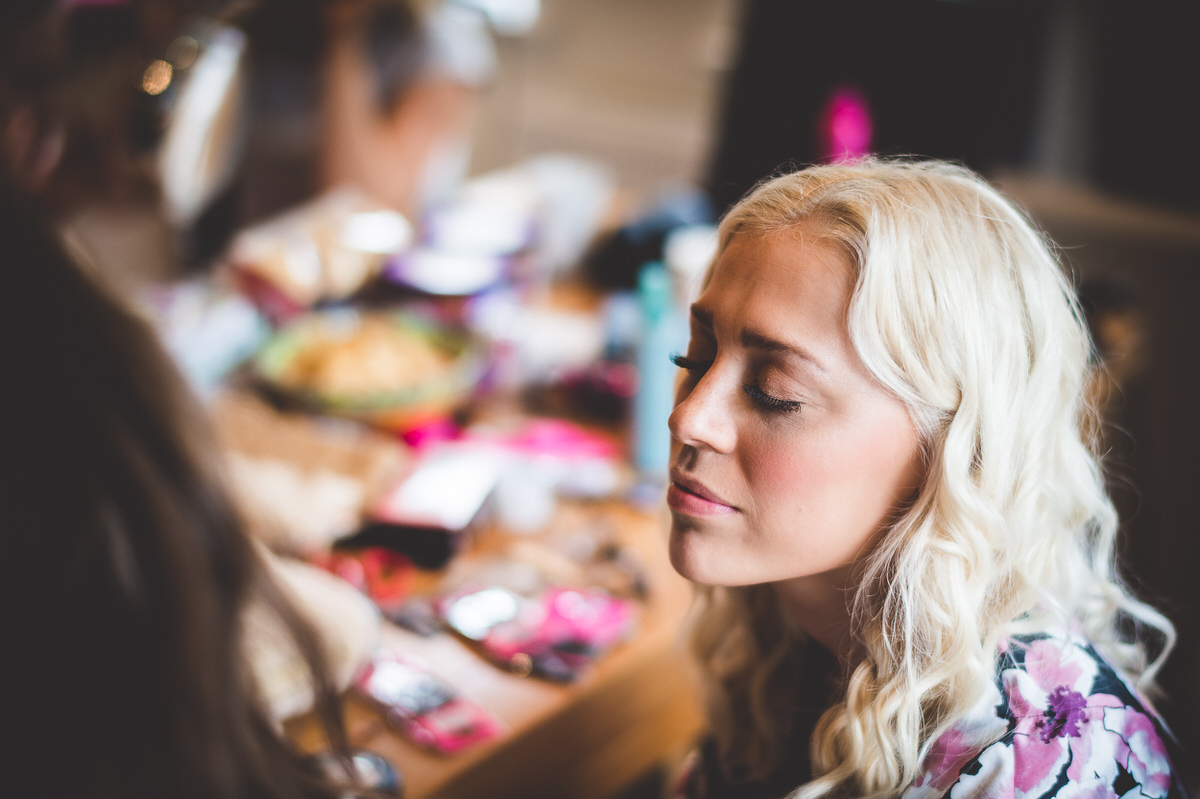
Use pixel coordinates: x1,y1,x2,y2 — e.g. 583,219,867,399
667,226,922,592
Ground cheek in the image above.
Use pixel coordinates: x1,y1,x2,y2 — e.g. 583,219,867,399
820,412,922,534
859,406,924,503
739,427,820,512
743,413,920,535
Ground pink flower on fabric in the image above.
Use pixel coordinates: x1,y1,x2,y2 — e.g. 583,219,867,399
1005,639,1173,799
1103,706,1173,797
945,741,1016,799
905,681,1009,799
921,729,983,793
1006,639,1111,796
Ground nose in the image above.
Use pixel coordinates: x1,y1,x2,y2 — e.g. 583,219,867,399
668,369,737,454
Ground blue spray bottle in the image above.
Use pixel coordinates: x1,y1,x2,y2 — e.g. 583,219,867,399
633,261,686,481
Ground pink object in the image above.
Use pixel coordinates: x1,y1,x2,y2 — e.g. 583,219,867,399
309,548,415,609
482,587,635,661
818,85,873,164
440,585,636,681
355,651,503,754
469,419,621,460
401,416,462,449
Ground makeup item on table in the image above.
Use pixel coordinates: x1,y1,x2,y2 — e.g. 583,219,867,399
347,443,503,569
532,530,651,601
440,585,637,682
382,596,444,637
355,651,503,755
384,248,512,297
309,547,416,614
381,164,536,298
225,188,414,321
304,749,405,797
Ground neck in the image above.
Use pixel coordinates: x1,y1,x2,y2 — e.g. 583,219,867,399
772,568,858,664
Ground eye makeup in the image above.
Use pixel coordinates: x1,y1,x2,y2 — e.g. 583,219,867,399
670,353,804,414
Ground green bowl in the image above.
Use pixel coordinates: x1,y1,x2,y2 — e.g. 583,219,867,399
254,309,484,428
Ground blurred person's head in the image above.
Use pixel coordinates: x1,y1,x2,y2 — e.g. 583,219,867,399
0,182,352,799
319,0,481,214
176,0,429,263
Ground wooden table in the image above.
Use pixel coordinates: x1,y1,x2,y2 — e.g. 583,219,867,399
287,498,706,799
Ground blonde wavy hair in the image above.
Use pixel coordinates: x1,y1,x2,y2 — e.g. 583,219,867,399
688,159,1174,799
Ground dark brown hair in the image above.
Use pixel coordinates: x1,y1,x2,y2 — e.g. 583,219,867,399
0,184,352,798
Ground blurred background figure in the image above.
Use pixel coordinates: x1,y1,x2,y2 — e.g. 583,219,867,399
1,6,396,795
0,179,384,799
162,0,497,266
1,0,215,210
0,0,500,276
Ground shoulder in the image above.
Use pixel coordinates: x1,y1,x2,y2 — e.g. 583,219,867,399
904,630,1189,799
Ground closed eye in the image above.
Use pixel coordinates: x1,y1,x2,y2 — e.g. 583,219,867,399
670,353,710,374
673,353,802,414
743,382,803,413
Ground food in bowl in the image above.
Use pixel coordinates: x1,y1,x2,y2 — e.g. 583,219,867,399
278,314,451,398
255,310,481,427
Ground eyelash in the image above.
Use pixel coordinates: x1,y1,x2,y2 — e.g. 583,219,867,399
670,353,803,414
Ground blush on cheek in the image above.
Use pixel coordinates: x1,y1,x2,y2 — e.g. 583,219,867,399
743,432,824,509
750,419,916,572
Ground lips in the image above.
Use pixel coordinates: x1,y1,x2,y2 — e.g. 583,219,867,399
667,471,738,517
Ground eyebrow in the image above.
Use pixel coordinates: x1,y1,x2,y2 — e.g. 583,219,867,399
690,306,830,376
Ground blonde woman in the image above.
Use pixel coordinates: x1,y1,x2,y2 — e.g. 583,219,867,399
667,160,1188,798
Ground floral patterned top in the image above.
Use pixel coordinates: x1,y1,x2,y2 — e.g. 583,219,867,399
903,632,1189,799
678,631,1189,799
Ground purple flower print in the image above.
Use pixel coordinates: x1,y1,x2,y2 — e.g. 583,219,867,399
1004,640,1101,795
1004,639,1175,799
1038,685,1088,743
902,635,1179,799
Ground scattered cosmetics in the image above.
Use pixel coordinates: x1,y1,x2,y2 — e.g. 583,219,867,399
440,585,637,683
141,153,682,755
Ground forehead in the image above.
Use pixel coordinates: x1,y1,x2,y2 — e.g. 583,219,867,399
698,227,855,342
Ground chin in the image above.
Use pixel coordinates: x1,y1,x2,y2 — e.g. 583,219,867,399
667,526,722,586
